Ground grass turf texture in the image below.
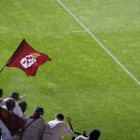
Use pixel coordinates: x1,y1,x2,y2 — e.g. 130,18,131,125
0,0,140,139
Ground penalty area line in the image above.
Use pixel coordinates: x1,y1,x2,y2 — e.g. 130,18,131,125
57,0,140,86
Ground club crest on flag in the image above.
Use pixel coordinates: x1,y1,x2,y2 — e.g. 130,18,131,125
20,52,41,69
20,55,36,68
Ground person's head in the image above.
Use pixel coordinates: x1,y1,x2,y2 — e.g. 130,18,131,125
30,107,44,119
6,98,15,111
55,113,64,121
19,101,27,113
10,91,20,101
89,129,100,140
34,107,44,116
0,88,3,98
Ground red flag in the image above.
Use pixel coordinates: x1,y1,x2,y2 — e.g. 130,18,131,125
6,39,51,76
0,107,24,136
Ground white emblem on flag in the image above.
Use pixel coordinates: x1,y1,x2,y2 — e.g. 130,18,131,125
20,55,36,68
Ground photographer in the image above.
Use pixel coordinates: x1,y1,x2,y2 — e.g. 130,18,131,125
75,129,100,140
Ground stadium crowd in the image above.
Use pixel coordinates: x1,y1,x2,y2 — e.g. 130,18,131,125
0,89,100,140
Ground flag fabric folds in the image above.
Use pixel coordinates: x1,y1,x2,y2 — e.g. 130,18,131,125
0,107,24,136
6,39,51,76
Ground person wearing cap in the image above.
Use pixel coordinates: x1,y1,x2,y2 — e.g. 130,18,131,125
0,91,25,117
20,107,46,140
42,113,74,140
75,129,100,140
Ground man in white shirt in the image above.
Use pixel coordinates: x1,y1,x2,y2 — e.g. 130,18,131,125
42,113,74,140
75,129,100,140
0,91,26,117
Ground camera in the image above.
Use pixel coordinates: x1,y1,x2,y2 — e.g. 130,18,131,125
72,131,88,140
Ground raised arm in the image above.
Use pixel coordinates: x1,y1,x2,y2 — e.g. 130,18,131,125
18,95,26,101
66,116,73,131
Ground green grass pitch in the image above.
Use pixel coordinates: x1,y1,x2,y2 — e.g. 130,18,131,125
0,0,140,139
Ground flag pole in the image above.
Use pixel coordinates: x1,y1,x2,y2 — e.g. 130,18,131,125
0,65,6,73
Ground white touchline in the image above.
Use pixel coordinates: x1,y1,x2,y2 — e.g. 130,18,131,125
57,0,140,86
72,30,88,33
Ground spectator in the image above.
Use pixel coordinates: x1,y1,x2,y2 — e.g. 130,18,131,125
9,91,26,101
0,89,3,103
20,107,46,140
0,91,25,117
0,98,26,140
75,129,100,140
42,113,74,140
19,101,27,119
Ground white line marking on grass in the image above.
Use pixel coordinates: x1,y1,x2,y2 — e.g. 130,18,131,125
72,30,88,33
57,0,140,86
